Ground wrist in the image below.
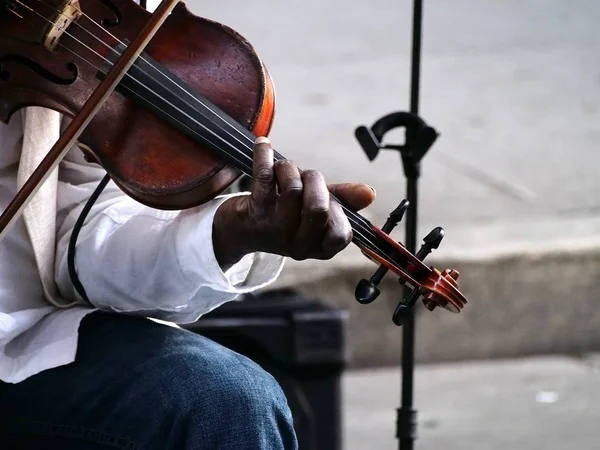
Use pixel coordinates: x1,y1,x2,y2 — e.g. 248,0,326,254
213,196,256,267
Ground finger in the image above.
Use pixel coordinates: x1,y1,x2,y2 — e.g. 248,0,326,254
327,183,376,211
320,200,353,259
274,160,302,197
274,160,303,223
293,170,330,259
251,136,275,203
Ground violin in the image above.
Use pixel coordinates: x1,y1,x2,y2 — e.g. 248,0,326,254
0,0,467,322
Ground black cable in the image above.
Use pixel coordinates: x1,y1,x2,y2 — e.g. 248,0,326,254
67,173,110,304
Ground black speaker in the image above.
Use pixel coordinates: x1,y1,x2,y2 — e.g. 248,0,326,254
183,289,349,450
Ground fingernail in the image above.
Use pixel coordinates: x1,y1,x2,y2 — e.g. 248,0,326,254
368,185,376,194
255,136,270,146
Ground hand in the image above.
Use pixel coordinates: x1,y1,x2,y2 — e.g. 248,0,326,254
213,137,376,266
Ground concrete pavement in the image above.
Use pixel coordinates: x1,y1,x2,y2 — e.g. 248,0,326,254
344,355,600,450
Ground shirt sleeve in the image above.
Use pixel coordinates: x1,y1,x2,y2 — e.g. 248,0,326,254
53,144,285,324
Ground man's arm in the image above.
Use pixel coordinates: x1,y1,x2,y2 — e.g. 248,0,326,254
53,143,285,323
53,136,375,323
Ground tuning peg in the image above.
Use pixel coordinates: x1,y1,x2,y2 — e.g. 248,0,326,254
416,227,444,259
392,288,420,325
355,278,380,304
382,199,409,233
354,200,410,304
355,264,388,304
390,226,446,325
392,302,413,326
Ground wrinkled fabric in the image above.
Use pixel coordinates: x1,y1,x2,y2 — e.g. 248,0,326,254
0,311,298,449
0,107,284,383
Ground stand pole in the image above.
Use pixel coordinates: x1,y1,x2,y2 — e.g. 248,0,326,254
399,1,423,449
353,0,432,448
398,181,418,450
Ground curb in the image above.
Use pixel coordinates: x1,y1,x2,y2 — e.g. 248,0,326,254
270,220,600,367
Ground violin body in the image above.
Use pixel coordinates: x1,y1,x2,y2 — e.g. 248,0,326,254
0,0,274,208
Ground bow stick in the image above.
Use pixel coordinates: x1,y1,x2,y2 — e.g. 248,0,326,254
0,0,179,242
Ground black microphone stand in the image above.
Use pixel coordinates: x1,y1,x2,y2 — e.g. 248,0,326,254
354,1,438,449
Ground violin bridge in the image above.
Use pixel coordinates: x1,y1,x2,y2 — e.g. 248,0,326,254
43,0,82,51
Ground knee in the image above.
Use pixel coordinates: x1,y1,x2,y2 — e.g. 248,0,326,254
155,336,297,448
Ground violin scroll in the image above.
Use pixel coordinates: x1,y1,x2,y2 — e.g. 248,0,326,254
354,199,467,326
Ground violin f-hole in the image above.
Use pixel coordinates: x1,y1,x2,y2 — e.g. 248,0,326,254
0,54,78,84
97,0,121,26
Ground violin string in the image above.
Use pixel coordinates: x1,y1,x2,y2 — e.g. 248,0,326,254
34,0,377,234
35,0,264,168
30,0,377,237
9,1,404,265
10,2,260,180
36,0,258,150
24,6,387,259
41,0,257,147
7,8,23,18
25,7,400,266
12,1,273,186
11,1,395,264
34,0,293,197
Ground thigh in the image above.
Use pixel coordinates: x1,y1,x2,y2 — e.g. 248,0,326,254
0,311,297,450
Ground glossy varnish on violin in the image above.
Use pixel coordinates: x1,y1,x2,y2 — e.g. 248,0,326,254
0,0,275,208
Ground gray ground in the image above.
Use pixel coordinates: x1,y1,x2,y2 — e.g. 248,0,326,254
344,355,600,450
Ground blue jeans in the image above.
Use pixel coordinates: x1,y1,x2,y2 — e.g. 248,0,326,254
0,311,298,449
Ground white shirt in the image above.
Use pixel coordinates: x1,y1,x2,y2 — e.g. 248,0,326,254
0,110,285,384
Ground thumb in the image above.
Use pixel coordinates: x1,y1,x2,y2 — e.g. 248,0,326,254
328,183,376,211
